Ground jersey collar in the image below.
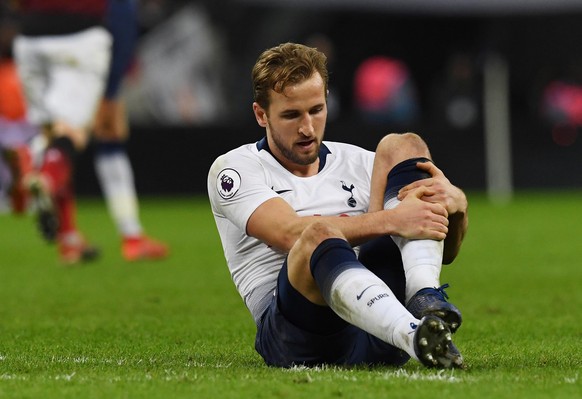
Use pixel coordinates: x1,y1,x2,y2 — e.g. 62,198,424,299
256,137,331,172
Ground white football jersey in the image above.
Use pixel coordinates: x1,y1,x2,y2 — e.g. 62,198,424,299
208,138,375,322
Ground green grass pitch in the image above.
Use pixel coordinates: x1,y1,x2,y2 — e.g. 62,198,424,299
0,192,580,398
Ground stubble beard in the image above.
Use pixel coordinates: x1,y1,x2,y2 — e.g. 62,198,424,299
269,123,321,166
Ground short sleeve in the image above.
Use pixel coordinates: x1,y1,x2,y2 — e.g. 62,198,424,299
208,147,278,232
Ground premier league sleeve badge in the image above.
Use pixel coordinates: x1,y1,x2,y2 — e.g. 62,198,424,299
217,168,242,200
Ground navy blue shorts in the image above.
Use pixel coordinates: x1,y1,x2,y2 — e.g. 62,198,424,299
254,236,410,367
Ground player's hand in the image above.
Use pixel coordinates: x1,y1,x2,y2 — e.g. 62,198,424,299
92,98,129,141
391,185,449,241
397,161,467,216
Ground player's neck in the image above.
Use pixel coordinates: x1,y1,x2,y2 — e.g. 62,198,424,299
285,159,320,177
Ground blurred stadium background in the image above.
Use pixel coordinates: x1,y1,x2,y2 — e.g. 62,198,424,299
3,0,582,199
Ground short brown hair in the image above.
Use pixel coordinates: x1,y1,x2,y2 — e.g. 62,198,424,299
252,42,329,110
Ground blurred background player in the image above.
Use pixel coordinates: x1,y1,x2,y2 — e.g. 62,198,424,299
11,0,168,264
93,0,168,262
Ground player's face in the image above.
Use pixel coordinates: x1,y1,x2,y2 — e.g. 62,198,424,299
253,73,327,175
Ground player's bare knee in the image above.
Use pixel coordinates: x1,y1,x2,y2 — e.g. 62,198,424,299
304,221,344,246
377,132,431,165
287,222,345,297
292,221,343,257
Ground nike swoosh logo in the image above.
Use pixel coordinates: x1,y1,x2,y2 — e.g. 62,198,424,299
356,284,379,300
274,189,292,194
408,322,418,335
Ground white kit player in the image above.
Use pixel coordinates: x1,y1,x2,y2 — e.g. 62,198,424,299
208,43,469,369
11,0,168,264
210,139,375,322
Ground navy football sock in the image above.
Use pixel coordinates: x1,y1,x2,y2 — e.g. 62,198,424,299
385,157,431,200
309,238,360,296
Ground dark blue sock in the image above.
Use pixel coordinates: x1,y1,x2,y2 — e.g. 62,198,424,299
94,140,126,157
385,157,432,199
309,238,361,299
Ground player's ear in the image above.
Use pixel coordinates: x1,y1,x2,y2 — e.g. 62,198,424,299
253,102,268,127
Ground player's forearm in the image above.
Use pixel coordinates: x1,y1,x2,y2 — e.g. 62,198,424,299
251,196,449,253
303,212,389,247
267,212,390,253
